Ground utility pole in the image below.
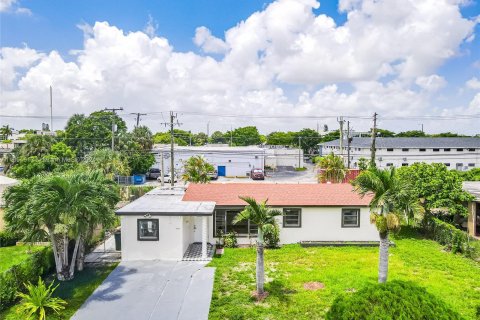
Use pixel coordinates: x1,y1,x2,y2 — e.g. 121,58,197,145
370,112,377,168
131,112,147,127
298,136,302,168
160,151,165,187
337,117,344,158
104,107,124,151
230,125,233,146
49,86,53,132
207,121,210,139
347,121,351,169
420,123,424,133
161,111,181,188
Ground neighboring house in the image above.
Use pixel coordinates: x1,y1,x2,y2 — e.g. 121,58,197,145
463,181,480,238
152,145,266,177
0,140,26,160
0,175,19,231
116,183,376,261
319,137,480,170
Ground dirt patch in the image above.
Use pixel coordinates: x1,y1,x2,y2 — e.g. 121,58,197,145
303,282,325,291
251,290,269,302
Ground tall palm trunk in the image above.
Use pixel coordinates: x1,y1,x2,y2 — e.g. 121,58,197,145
76,236,86,271
69,235,81,277
256,229,265,294
378,231,389,283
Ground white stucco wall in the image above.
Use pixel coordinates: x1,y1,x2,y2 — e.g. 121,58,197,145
121,215,185,261
208,206,378,244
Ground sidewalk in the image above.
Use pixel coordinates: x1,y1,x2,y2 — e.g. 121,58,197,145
85,234,121,265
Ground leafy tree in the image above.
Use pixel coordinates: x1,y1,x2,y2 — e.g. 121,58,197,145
357,157,369,171
83,149,130,179
20,135,55,158
153,132,188,146
457,168,480,181
127,152,155,174
266,131,294,145
316,153,347,183
228,126,262,146
395,130,426,137
234,197,282,298
397,163,473,221
4,170,119,281
64,111,127,158
16,277,67,320
181,155,214,183
352,167,423,283
131,126,154,151
0,125,13,140
210,131,227,144
293,128,321,155
11,156,47,179
50,142,76,163
430,132,467,137
376,128,396,137
118,126,155,174
321,129,340,142
193,132,209,146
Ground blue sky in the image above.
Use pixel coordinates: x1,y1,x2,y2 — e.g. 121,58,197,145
1,0,480,134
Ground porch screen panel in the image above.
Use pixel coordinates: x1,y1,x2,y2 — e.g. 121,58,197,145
226,210,248,235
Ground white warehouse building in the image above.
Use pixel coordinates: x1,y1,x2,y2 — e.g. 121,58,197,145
319,137,480,170
152,145,266,177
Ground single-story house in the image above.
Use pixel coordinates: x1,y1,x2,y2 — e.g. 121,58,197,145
463,182,480,238
116,183,377,261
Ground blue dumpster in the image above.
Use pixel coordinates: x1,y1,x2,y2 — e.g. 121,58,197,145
133,174,146,185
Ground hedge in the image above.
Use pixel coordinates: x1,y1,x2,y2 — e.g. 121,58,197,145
0,231,21,248
426,217,479,259
0,246,54,311
326,280,463,320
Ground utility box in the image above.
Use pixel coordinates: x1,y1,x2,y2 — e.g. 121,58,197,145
114,231,121,251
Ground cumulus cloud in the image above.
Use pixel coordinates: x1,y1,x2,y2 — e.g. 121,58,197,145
0,0,31,15
0,0,479,133
466,77,480,90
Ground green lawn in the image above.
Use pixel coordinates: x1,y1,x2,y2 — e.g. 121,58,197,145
1,264,117,320
208,229,480,320
0,245,46,273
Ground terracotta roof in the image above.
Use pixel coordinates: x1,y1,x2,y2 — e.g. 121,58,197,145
183,183,372,207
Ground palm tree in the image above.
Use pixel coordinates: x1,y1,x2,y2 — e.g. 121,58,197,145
316,152,347,183
234,196,282,299
83,149,130,179
352,167,423,283
181,155,215,184
0,124,13,140
4,170,119,280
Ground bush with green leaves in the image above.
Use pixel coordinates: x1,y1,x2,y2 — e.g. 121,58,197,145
326,280,463,320
426,217,479,258
0,231,22,247
16,277,66,320
0,247,54,311
223,232,238,248
263,222,280,248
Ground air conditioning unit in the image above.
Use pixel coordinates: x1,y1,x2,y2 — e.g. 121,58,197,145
377,157,383,161
403,158,407,161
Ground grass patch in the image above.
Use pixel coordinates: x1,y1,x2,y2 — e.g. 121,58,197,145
0,264,117,320
208,229,480,320
0,245,46,273
295,167,307,171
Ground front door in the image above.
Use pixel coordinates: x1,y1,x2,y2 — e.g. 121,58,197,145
218,166,226,176
193,216,203,243
476,203,480,236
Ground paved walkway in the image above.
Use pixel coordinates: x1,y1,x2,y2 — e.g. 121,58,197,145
85,234,121,265
72,261,215,320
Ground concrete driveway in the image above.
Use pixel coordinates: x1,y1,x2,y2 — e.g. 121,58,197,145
72,261,215,320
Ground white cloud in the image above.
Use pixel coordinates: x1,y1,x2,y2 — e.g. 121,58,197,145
0,0,31,15
0,1,479,134
466,77,480,90
0,0,16,12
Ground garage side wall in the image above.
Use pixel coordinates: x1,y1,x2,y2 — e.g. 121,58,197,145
121,215,184,261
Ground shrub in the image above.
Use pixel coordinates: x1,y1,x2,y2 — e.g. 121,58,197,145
0,231,22,247
426,217,479,258
0,247,54,311
223,232,237,248
263,222,280,248
326,280,463,320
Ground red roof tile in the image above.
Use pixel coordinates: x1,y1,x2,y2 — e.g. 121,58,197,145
183,183,372,206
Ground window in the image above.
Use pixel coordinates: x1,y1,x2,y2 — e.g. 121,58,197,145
386,163,393,166
283,208,301,228
214,210,258,237
433,148,440,152
402,148,409,152
342,209,360,228
444,148,451,152
387,148,394,152
402,163,408,166
457,148,463,152
469,163,475,167
444,163,450,167
468,148,475,152
137,219,159,241
419,148,426,152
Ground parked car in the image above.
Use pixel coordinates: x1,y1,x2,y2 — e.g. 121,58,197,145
250,168,265,180
208,170,218,180
146,168,161,180
157,173,178,183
